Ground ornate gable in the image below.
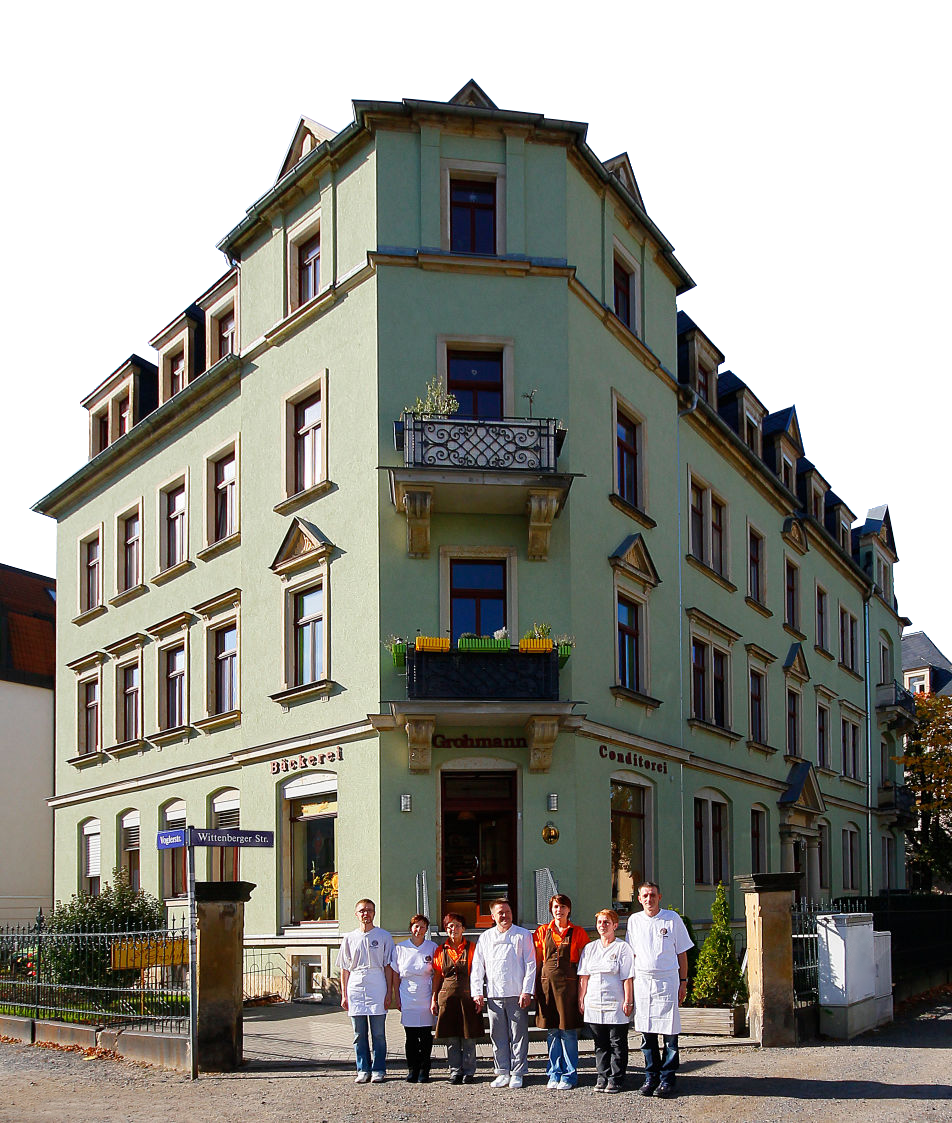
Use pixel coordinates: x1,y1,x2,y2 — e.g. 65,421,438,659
779,759,826,815
278,116,337,182
271,518,334,578
603,152,645,210
781,516,809,555
448,79,497,110
783,642,810,682
609,534,661,591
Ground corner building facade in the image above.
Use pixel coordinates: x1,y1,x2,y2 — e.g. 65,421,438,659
37,82,912,989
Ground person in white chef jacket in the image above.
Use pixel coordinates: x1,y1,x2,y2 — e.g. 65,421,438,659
577,908,635,1093
626,881,694,1098
338,899,396,1083
470,899,537,1089
392,913,438,1082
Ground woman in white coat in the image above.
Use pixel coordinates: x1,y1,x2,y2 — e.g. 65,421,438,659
577,909,635,1093
392,914,438,1082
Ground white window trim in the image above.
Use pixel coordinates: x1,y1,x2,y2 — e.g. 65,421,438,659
278,371,329,508
687,609,738,731
206,289,239,367
161,800,187,900
154,470,190,581
112,499,144,602
82,818,101,894
200,436,241,555
154,632,191,737
441,158,507,255
280,566,330,697
77,671,102,757
114,653,143,748
193,589,241,728
611,236,643,337
286,206,323,313
155,326,197,406
439,545,518,641
694,788,729,887
436,335,515,417
688,470,730,579
76,524,105,619
611,387,647,513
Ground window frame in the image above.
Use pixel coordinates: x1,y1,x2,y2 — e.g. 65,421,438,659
439,545,517,644
611,389,647,514
842,824,861,891
161,801,187,900
79,675,100,757
155,472,189,579
839,605,858,671
119,809,140,892
694,789,729,886
747,523,766,605
841,714,861,779
784,557,801,632
688,471,729,579
193,589,241,729
287,208,323,314
449,176,497,256
77,526,104,617
209,789,240,882
610,774,652,913
82,818,101,897
441,158,506,256
749,666,767,746
750,806,768,875
201,438,240,553
118,504,143,596
117,659,141,746
815,584,829,651
279,372,329,508
817,700,831,770
687,610,738,731
786,686,802,757
436,335,515,419
611,239,642,337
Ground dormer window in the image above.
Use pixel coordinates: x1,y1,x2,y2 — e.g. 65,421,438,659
298,233,321,306
744,413,760,454
781,455,794,491
811,488,823,521
117,395,131,437
697,364,710,403
169,351,185,397
217,310,235,358
840,520,851,552
96,411,109,454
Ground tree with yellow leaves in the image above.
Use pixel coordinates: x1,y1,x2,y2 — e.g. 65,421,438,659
897,691,952,891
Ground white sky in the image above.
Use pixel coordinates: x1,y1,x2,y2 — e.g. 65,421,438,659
4,2,950,658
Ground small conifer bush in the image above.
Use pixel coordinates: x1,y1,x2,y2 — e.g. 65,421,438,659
689,882,747,1007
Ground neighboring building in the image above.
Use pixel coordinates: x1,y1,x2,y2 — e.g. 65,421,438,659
902,631,952,698
35,82,910,991
0,563,55,925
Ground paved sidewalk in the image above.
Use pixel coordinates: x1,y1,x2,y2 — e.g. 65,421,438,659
242,999,753,1070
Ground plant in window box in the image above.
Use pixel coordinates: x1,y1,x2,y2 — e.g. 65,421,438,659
415,635,451,653
458,628,509,652
680,882,748,1036
394,377,460,449
382,634,407,670
555,633,575,667
519,621,554,653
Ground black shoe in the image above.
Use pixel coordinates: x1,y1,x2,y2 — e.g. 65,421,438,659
640,1077,659,1097
604,1081,622,1094
654,1080,676,1098
461,1074,476,1084
450,1072,464,1085
406,1070,419,1083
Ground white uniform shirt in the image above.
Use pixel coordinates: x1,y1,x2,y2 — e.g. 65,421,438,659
394,938,438,1027
338,925,396,1015
577,938,635,1024
470,924,537,999
625,908,693,975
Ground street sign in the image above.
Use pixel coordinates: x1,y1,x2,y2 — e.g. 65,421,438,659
190,828,274,848
157,829,187,849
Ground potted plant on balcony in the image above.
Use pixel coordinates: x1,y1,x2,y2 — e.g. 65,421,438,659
415,634,451,652
457,627,510,653
555,633,575,667
394,377,460,449
679,882,747,1036
382,634,406,670
519,622,554,653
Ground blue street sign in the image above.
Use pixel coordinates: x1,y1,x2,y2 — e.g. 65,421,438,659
157,829,187,849
190,828,274,848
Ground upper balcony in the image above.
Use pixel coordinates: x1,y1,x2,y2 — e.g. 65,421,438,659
388,414,574,560
875,680,917,732
877,782,916,827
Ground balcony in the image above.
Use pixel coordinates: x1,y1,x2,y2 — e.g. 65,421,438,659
389,414,575,560
878,782,916,827
407,647,560,701
875,680,917,731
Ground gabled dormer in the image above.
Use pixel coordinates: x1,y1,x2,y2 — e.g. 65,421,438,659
762,406,803,493
796,458,830,525
149,304,205,406
197,268,239,369
855,504,898,602
81,354,158,459
448,79,498,110
277,116,337,182
677,312,724,410
716,371,766,456
824,491,857,557
603,152,646,211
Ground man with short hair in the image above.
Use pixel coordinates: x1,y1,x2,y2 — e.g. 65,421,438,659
339,898,395,1084
626,881,693,1099
470,899,536,1089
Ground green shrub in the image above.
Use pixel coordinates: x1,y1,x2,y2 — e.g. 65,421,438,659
689,882,747,1008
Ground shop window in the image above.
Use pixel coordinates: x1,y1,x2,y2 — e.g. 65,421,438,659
288,781,338,924
611,779,648,912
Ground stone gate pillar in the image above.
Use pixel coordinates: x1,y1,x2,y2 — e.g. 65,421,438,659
195,881,255,1071
736,872,800,1047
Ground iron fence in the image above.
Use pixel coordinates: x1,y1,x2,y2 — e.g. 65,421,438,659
400,414,564,472
0,915,188,1033
242,948,292,1003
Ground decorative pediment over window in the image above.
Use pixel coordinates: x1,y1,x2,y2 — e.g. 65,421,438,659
609,534,661,592
448,79,497,110
781,516,809,555
779,759,826,814
603,152,645,211
783,642,811,682
277,116,337,181
271,518,334,578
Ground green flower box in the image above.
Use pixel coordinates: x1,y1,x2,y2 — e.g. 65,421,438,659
458,637,510,652
558,643,573,668
391,642,406,669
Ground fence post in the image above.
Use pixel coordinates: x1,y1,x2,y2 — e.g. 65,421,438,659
33,909,44,1021
736,872,800,1047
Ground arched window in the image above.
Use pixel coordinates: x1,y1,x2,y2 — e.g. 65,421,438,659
611,775,652,912
750,804,769,875
120,809,140,890
81,818,101,896
694,789,729,886
161,800,187,899
210,789,240,881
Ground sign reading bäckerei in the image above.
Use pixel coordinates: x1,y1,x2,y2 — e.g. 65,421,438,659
156,828,274,849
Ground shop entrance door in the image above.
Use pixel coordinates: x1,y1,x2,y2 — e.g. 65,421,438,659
441,771,517,928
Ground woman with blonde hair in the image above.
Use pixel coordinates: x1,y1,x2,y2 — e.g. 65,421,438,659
577,908,635,1093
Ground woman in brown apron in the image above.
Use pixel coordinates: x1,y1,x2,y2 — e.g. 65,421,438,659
430,912,484,1083
534,893,590,1089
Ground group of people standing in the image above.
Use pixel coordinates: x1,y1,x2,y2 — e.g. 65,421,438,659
337,881,693,1097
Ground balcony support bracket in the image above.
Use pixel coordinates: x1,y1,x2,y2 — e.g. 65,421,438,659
405,715,436,772
527,489,562,561
526,714,561,772
402,488,433,559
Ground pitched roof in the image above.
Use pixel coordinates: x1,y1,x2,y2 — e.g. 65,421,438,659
902,631,952,675
0,562,55,687
716,370,747,396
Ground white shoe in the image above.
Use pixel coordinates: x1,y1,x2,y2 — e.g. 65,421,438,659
354,1072,370,1084
558,1079,576,1090
370,1073,385,1083
509,1075,524,1089
547,1078,561,1089
491,1075,510,1088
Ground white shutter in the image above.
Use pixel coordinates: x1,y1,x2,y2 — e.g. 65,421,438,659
85,830,101,878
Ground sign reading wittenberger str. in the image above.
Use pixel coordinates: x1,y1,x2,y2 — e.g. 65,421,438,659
156,828,275,849
599,744,669,774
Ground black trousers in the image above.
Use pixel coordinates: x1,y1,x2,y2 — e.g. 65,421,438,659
404,1026,434,1074
587,1022,628,1083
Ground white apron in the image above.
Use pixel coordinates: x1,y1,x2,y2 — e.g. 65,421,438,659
634,969,680,1035
395,938,437,1028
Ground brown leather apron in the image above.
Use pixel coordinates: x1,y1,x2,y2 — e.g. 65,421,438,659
434,940,484,1040
535,925,583,1030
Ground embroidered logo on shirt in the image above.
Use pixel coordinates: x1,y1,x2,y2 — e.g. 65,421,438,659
424,955,432,963
371,940,379,947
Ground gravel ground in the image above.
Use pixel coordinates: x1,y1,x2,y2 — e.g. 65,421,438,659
3,996,951,1123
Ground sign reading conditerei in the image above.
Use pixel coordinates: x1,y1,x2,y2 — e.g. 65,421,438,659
156,828,275,849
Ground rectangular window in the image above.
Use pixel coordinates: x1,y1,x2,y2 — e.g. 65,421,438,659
164,645,186,730
294,585,324,686
817,704,830,769
169,351,185,397
298,233,321,305
751,808,766,875
611,781,646,911
697,364,710,403
881,835,895,890
748,527,765,603
447,349,503,420
290,792,338,923
744,413,759,453
690,483,705,563
214,625,238,714
449,559,505,643
880,642,891,687
816,586,828,650
692,639,708,722
211,802,240,882
121,811,140,892
83,534,101,612
120,662,140,743
450,178,496,255
842,828,860,890
117,394,131,436
711,499,725,576
839,608,858,670
613,256,632,327
217,309,236,358
785,560,800,631
615,409,641,509
213,452,237,542
688,476,728,577
121,512,141,591
712,649,727,728
617,594,642,693
842,718,860,778
881,740,892,787
691,634,731,729
781,456,795,491
165,484,186,569
83,822,101,897
694,795,728,885
819,822,830,889
294,393,322,494
81,679,99,755
786,689,801,756
749,669,765,744
96,411,109,453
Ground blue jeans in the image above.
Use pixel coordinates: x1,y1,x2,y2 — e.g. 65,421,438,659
642,1032,679,1079
546,1028,579,1084
352,1014,387,1073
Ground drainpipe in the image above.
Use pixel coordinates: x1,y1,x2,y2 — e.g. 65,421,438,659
676,387,699,908
863,586,875,896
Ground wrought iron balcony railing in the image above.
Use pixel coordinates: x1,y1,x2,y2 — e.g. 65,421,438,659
406,648,560,701
396,414,565,472
875,680,917,722
878,783,916,821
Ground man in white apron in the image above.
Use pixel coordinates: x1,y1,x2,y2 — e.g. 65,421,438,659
339,898,396,1083
626,881,693,1098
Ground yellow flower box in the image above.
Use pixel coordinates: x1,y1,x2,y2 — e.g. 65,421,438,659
519,637,554,653
415,636,451,652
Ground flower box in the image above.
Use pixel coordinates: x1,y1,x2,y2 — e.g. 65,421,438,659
557,643,573,667
519,637,554,653
391,642,406,669
415,636,451,653
457,637,510,653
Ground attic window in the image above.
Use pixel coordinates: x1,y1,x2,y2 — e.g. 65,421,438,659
744,413,760,454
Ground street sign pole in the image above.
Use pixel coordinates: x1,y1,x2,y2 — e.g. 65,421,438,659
186,826,198,1081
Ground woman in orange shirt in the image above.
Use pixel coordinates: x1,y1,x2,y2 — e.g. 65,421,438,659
534,893,590,1090
430,912,484,1083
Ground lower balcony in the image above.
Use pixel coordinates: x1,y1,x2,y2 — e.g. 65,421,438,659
406,647,559,701
878,782,916,827
875,680,917,731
